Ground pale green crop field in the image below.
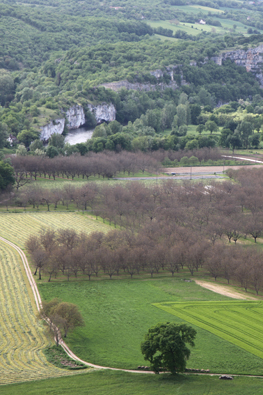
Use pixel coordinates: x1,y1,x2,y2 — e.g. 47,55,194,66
0,212,109,248
0,240,85,385
155,300,263,359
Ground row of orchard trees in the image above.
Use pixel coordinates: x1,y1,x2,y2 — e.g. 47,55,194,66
10,148,221,186
10,150,160,184
11,168,263,241
26,227,263,294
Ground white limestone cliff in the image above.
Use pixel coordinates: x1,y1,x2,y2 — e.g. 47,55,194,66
39,103,116,141
88,103,116,123
66,105,86,129
40,118,65,141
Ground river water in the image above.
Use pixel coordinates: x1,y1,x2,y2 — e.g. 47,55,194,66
65,127,94,145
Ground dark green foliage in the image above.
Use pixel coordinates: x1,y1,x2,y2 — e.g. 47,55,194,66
141,322,196,374
0,160,15,190
46,145,59,158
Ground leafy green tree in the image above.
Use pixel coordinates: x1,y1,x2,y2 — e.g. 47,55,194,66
205,120,218,134
198,88,212,107
176,104,187,127
17,129,39,147
0,70,14,105
93,123,108,138
227,133,242,152
185,139,198,150
141,322,196,374
198,136,216,148
16,144,28,156
0,122,8,148
49,133,65,149
30,139,44,152
219,128,232,147
39,298,85,343
0,161,15,191
236,121,253,148
161,103,176,130
190,104,201,125
108,120,123,135
46,145,59,158
249,133,260,148
196,124,205,134
76,143,88,156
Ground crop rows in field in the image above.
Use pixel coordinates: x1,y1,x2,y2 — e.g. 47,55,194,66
154,301,263,359
0,213,109,248
0,240,84,385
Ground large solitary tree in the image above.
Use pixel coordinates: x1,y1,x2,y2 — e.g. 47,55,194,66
141,322,196,374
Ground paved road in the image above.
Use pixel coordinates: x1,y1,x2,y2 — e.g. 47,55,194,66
114,175,224,181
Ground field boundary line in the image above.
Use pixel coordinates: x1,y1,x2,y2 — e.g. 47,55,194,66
1,235,263,378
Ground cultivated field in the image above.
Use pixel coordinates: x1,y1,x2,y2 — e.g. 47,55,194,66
39,278,263,375
0,239,85,385
0,212,109,248
155,301,263,359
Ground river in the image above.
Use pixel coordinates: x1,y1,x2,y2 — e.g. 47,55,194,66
65,127,94,145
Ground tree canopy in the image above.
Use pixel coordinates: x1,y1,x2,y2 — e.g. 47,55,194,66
0,161,15,191
141,322,196,374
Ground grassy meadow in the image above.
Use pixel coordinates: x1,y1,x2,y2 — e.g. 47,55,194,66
1,370,263,395
38,278,263,375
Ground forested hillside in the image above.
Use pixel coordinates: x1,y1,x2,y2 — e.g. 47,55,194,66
1,0,263,154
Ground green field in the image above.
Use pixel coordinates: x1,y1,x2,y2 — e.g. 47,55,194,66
2,370,263,395
38,278,263,375
174,5,224,14
155,301,263,359
148,18,254,37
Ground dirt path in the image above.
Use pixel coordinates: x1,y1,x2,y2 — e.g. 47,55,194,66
194,280,257,300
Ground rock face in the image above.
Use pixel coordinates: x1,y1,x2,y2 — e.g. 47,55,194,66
211,44,263,87
40,118,65,141
39,103,117,141
88,103,116,123
66,105,85,129
100,66,188,92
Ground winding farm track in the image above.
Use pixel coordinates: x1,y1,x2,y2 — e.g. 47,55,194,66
0,236,88,385
1,236,263,382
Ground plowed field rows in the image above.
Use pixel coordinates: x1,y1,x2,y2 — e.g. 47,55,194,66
0,213,109,248
155,301,263,359
0,240,84,385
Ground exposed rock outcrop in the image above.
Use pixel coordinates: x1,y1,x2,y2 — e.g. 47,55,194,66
100,79,180,92
40,118,65,141
211,44,263,87
100,66,187,92
88,103,116,123
66,105,85,129
39,103,117,140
